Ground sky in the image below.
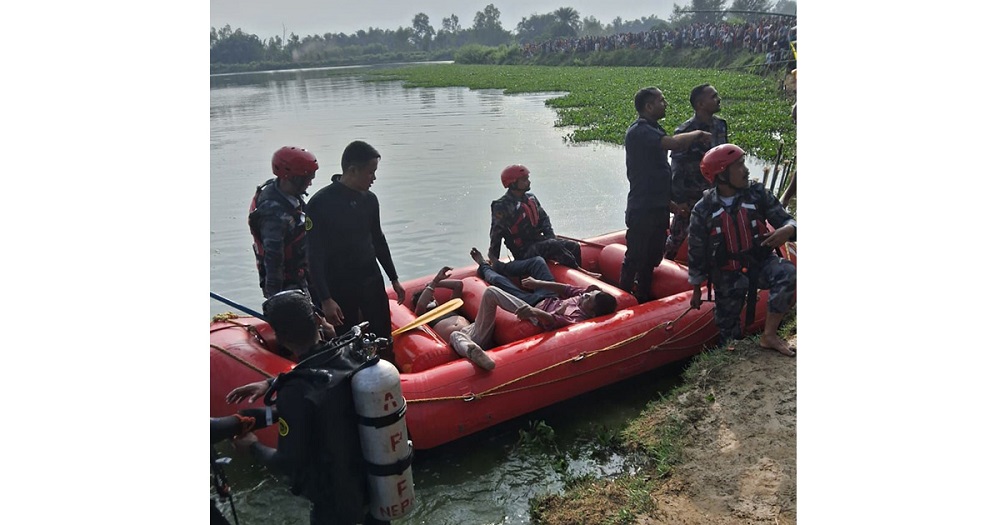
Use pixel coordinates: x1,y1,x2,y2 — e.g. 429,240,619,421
211,0,707,39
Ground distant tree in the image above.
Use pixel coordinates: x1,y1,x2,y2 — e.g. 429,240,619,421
411,13,436,50
472,4,511,46
579,15,605,37
773,0,797,15
730,0,774,16
553,6,582,35
671,0,728,25
516,13,559,43
633,15,667,32
210,26,264,64
441,14,461,33
609,16,624,33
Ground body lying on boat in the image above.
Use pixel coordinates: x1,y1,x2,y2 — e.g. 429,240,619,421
210,230,793,450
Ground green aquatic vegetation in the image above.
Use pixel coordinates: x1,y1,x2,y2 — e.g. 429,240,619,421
364,64,795,161
517,419,558,451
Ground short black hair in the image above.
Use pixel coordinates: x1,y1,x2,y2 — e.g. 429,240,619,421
634,87,661,114
592,292,617,317
689,83,712,109
341,140,381,172
262,290,316,346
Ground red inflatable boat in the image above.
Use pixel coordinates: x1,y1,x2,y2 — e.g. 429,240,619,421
210,230,795,450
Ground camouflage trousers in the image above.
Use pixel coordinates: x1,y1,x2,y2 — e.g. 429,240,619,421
663,209,693,261
711,254,796,344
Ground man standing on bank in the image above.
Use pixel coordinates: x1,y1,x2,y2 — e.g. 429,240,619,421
687,144,797,357
621,87,711,303
664,84,729,260
307,140,405,366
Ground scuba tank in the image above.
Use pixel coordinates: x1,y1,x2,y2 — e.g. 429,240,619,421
352,334,416,521
263,323,416,521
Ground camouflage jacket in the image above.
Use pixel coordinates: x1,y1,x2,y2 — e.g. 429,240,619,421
488,190,555,261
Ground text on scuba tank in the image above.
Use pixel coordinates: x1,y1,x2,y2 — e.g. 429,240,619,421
375,481,414,519
383,392,398,411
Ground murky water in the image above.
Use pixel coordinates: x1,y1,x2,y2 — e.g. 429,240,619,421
210,65,753,524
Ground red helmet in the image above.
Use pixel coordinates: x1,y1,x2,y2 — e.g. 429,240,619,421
500,164,530,188
271,146,319,179
700,144,745,184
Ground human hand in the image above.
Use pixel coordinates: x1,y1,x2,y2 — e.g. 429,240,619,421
322,298,344,326
690,286,702,309
317,316,337,340
433,267,452,284
226,380,270,404
760,225,794,248
392,280,406,305
521,277,541,290
233,431,258,454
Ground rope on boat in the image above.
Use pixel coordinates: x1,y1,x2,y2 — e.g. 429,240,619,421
409,304,718,404
210,317,275,379
210,344,275,379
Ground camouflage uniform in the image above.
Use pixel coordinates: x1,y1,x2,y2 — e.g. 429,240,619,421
687,182,796,344
248,178,311,299
488,190,582,268
664,115,728,260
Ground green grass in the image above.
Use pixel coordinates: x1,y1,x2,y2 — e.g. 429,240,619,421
364,63,795,162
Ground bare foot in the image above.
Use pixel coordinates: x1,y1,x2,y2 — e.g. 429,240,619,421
759,334,795,357
470,247,487,266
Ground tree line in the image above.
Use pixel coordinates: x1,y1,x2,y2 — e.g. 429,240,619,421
210,1,796,68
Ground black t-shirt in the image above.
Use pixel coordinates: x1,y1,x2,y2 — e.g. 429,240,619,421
624,117,672,213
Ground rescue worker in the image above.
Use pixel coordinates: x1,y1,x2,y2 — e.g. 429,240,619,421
488,165,596,275
621,87,711,303
687,144,797,357
307,141,403,367
664,84,729,260
249,146,317,300
228,290,390,525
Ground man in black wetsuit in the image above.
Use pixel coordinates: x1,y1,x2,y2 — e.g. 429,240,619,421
307,140,404,367
228,290,389,525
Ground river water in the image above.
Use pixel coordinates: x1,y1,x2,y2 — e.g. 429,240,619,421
209,65,755,524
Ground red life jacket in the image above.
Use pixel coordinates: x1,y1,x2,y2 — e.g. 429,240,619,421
248,179,309,288
707,200,769,272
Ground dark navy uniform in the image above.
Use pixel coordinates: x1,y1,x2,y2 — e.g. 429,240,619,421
621,116,672,303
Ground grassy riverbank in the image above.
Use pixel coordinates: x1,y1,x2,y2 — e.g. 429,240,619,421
364,63,795,162
532,321,797,525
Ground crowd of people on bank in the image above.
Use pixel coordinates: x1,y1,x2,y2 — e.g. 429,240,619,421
521,15,796,68
212,79,798,525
